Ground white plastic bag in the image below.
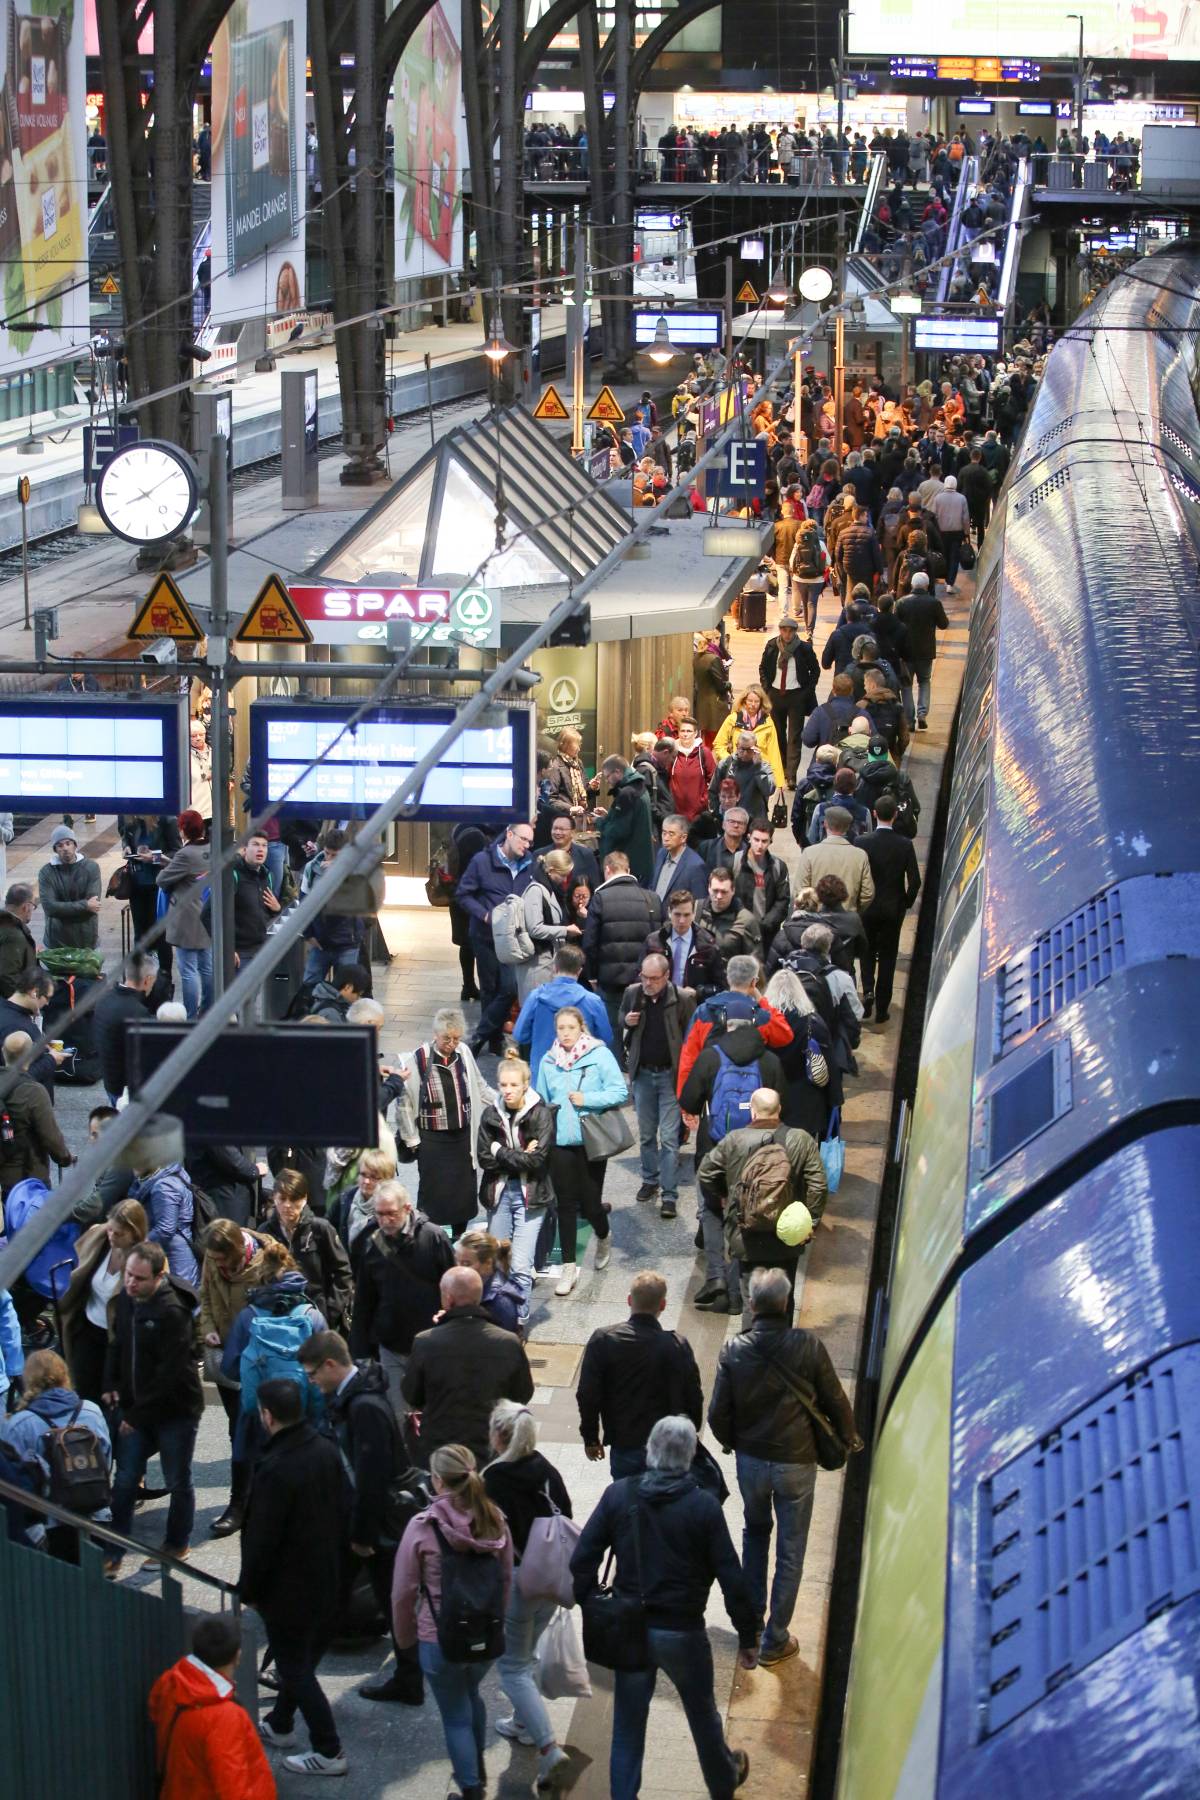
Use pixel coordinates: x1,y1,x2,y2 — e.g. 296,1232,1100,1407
535,1605,593,1700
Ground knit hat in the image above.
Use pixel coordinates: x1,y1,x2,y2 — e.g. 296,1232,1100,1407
49,825,77,849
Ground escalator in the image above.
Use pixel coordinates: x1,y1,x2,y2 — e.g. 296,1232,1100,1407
995,157,1031,323
935,155,980,303
86,182,214,335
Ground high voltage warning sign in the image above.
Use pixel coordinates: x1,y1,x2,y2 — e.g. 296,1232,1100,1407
586,385,625,424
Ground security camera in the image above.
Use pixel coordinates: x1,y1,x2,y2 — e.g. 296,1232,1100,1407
140,638,178,665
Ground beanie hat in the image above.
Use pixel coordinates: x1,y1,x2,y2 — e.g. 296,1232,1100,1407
49,825,77,849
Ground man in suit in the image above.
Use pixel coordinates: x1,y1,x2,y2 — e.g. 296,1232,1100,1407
649,814,709,905
858,793,921,1023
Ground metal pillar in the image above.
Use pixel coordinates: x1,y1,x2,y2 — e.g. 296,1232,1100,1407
343,0,388,483
207,437,231,997
609,0,634,376
571,228,587,455
497,0,523,401
460,0,497,282
578,2,615,369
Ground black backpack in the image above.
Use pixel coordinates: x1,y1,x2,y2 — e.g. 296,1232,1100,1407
423,1517,506,1662
31,1397,112,1514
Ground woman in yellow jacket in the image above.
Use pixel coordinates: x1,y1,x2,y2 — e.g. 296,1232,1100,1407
712,684,786,790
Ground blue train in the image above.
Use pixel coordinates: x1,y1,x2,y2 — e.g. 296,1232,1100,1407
837,242,1200,1798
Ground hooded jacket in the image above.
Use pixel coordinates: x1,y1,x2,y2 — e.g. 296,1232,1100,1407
597,770,655,884
483,1450,572,1559
696,898,763,963
512,975,613,1074
258,1204,351,1331
534,1037,627,1148
0,1387,112,1533
571,1470,759,1646
197,1226,268,1346
349,1214,455,1358
401,1305,534,1464
391,1491,514,1648
131,1162,198,1284
0,909,37,998
156,842,210,952
38,854,102,950
668,742,717,823
677,990,793,1096
105,1278,204,1430
148,1654,275,1800
581,874,662,993
477,1091,556,1214
712,710,785,791
679,1025,787,1176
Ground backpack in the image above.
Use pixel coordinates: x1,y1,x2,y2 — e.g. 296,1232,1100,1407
735,1130,796,1234
183,1176,217,1249
0,1437,45,1540
240,1305,321,1418
31,1396,111,1514
890,775,921,840
423,1517,506,1662
491,891,535,966
707,1043,761,1142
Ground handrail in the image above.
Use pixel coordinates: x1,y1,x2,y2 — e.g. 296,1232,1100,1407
996,157,1030,319
0,1470,242,1600
936,155,980,305
852,154,888,254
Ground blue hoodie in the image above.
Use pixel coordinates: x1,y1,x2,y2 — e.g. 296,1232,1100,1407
512,976,613,1075
0,1387,112,1540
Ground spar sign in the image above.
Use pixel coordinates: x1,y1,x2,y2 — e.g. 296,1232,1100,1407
288,583,500,647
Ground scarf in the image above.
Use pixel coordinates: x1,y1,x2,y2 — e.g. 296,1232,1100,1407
549,1032,598,1071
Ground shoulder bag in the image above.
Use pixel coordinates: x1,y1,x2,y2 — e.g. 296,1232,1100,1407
516,1483,582,1608
580,1504,650,1671
750,1341,850,1471
577,1064,635,1161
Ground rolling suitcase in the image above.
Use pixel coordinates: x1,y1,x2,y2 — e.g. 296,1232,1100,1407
738,586,768,631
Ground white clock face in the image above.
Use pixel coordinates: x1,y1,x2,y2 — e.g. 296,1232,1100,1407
97,443,199,544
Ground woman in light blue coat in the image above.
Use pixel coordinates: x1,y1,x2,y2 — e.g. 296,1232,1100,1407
536,1006,627,1295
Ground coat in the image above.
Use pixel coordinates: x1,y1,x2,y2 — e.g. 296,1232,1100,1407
708,1317,856,1465
198,1227,269,1345
156,842,211,951
620,981,695,1081
668,743,716,823
643,923,726,1002
860,827,922,923
401,1305,534,1465
597,770,655,885
392,1491,514,1647
326,1360,404,1548
693,647,732,733
576,1312,703,1450
0,1072,71,1194
477,1092,556,1215
535,1038,627,1148
731,851,792,945
0,909,37,998
709,754,775,818
259,1205,352,1331
712,711,785,789
58,1222,121,1364
104,1278,204,1430
758,636,819,706
581,874,662,993
149,1655,275,1800
454,838,535,935
239,1420,351,1632
896,591,951,661
349,1215,456,1357
696,900,762,963
649,843,710,904
130,1162,198,1284
795,836,876,914
38,856,101,949
94,981,152,1100
697,1119,827,1263
511,975,613,1073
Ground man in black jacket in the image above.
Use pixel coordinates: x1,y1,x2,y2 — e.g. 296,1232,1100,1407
576,1271,703,1476
401,1266,534,1466
895,573,950,728
349,1182,454,1424
102,1241,203,1573
859,793,922,1023
93,949,158,1103
697,867,762,963
732,823,791,956
708,1267,859,1666
581,852,663,1052
759,618,819,787
203,831,281,977
621,959,696,1218
571,1414,759,1796
239,1378,351,1777
642,890,726,1003
301,1331,425,1705
0,883,37,998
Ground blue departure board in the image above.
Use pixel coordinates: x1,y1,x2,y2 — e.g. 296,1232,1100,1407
0,697,185,812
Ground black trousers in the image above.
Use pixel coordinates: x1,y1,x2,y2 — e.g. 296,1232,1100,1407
67,1315,109,1403
768,688,809,787
548,1145,609,1263
265,1619,341,1758
864,915,903,1019
354,1544,424,1697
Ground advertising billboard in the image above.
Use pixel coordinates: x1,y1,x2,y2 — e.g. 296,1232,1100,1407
851,0,1200,60
209,0,306,326
1,0,89,376
391,0,468,281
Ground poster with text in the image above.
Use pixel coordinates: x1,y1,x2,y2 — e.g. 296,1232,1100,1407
1,0,89,376
209,0,306,326
392,0,467,281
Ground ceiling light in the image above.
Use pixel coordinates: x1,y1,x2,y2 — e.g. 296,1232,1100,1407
765,269,791,306
646,315,676,364
481,312,516,365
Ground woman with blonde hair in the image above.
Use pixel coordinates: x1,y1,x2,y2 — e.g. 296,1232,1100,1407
712,685,786,789
476,1050,555,1323
221,1240,327,1471
0,1347,111,1556
58,1197,148,1402
484,1400,574,1784
392,1443,514,1800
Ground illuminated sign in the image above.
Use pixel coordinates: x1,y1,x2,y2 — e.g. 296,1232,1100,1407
913,315,1001,352
1018,101,1056,116
958,99,996,115
287,583,499,648
890,57,937,77
635,209,682,229
854,1,1199,61
248,701,535,822
0,697,185,812
632,308,724,348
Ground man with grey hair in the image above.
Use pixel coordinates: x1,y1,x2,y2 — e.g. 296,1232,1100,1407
572,1414,761,1796
896,571,950,729
350,1180,456,1423
709,731,775,818
649,814,709,905
94,949,159,1105
703,805,750,874
621,956,696,1217
0,1029,72,1198
0,882,37,998
708,1268,860,1666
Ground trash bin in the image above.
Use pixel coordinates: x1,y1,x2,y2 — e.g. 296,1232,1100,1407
1048,157,1074,191
1083,157,1110,192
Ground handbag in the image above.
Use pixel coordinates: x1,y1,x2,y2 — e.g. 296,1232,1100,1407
516,1487,582,1608
820,1106,845,1194
750,1344,851,1472
580,1507,649,1671
106,863,133,901
770,794,788,831
805,1035,829,1089
579,1103,635,1162
958,539,976,570
536,1606,592,1700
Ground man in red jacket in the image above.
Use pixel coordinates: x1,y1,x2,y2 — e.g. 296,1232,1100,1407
149,1615,275,1798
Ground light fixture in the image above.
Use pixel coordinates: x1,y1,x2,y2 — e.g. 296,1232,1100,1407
646,315,676,364
890,287,922,316
797,266,834,303
482,310,516,365
765,268,791,307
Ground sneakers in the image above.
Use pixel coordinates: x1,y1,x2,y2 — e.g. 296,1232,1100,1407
258,1720,299,1748
594,1237,612,1271
554,1263,579,1296
537,1744,571,1788
496,1715,536,1745
635,1182,659,1203
281,1750,348,1777
659,1196,678,1220
759,1634,800,1666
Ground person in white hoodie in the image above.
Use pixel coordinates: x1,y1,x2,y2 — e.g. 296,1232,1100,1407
476,1053,556,1322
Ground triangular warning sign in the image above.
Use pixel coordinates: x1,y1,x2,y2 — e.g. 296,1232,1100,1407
234,574,313,645
128,573,204,643
532,383,570,422
99,274,120,297
735,280,759,305
586,385,625,424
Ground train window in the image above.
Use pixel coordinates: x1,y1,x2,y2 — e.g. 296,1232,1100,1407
947,776,988,870
928,875,982,1005
973,568,1001,639
961,642,997,721
950,726,992,834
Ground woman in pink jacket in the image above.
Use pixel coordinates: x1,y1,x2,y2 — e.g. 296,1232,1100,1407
392,1443,514,1799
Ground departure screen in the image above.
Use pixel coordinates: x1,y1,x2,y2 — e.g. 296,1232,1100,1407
0,699,184,811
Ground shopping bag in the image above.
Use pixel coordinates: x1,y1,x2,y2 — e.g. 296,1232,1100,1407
536,1606,593,1700
820,1107,845,1195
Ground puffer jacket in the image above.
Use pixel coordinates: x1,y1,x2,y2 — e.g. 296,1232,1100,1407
535,1039,627,1147
131,1163,198,1284
581,874,662,993
477,1092,556,1214
392,1491,514,1647
149,1655,275,1800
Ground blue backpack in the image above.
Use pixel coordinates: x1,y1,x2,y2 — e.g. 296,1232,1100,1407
707,1043,761,1142
239,1305,322,1419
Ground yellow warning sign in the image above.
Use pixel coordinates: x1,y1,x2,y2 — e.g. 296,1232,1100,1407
532,383,570,422
128,573,204,643
735,280,759,305
234,574,313,646
586,385,625,424
99,274,120,297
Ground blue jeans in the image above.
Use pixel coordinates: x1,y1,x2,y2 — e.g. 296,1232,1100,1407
735,1453,818,1653
498,1587,557,1750
419,1640,490,1790
487,1179,542,1321
612,1626,741,1800
265,838,287,897
175,945,213,1019
110,1415,199,1559
302,942,361,987
632,1068,681,1199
